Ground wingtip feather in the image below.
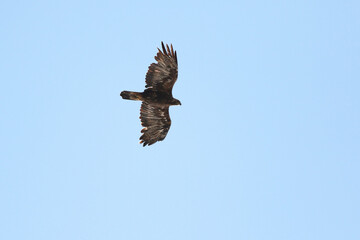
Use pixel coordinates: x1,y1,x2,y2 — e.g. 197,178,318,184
170,44,174,56
161,42,166,54
166,44,171,55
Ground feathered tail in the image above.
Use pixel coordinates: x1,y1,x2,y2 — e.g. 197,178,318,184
120,91,143,101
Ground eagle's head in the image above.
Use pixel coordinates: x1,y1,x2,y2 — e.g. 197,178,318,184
172,98,182,106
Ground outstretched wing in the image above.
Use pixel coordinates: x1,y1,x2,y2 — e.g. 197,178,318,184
145,42,178,93
139,101,171,146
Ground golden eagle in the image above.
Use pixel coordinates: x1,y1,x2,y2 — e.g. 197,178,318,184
120,42,181,146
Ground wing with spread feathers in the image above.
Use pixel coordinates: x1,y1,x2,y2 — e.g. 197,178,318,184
145,42,178,93
139,101,171,146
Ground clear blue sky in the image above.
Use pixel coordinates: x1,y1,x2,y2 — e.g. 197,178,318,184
1,1,359,239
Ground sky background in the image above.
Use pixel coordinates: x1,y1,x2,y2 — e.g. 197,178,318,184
1,0,360,239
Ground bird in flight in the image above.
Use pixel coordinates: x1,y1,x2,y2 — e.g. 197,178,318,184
120,42,181,146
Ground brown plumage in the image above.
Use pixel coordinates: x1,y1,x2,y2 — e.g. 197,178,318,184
120,42,181,146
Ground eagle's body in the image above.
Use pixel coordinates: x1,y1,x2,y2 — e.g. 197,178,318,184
120,42,180,146
122,89,179,106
